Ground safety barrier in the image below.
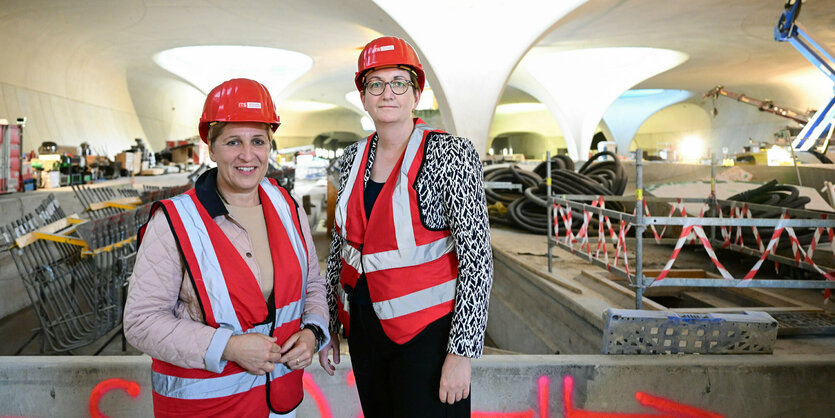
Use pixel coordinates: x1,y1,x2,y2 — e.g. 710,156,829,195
1,183,192,353
544,151,835,310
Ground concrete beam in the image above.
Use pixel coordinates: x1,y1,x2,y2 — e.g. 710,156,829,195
1,355,833,417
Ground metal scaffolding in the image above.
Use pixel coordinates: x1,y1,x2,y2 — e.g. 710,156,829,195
545,151,835,309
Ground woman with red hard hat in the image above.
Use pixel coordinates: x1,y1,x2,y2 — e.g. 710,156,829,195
322,37,493,417
125,78,330,417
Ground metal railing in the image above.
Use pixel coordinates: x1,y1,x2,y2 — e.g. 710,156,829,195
545,151,835,309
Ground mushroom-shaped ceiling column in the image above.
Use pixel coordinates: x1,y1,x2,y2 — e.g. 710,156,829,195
514,47,688,161
371,0,587,154
603,89,694,157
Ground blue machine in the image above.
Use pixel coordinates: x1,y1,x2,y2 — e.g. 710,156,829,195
775,0,835,151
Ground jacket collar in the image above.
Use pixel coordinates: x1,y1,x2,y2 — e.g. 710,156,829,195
194,168,229,218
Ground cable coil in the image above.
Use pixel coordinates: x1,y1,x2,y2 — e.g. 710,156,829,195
486,151,628,234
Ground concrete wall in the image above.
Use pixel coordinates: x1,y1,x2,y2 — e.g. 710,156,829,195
125,73,206,153
1,354,833,417
622,161,835,199
487,99,801,159
0,81,147,158
273,107,365,151
634,101,795,157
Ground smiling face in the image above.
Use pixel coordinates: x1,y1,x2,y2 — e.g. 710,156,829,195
361,67,421,126
209,121,271,203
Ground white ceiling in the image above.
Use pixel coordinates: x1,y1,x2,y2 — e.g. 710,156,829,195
2,0,834,134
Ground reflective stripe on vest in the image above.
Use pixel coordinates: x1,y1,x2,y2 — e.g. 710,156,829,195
337,286,350,314
164,178,308,330
168,192,242,330
150,178,306,404
261,180,309,282
362,235,454,273
373,278,456,320
334,138,368,240
152,323,298,400
335,121,457,337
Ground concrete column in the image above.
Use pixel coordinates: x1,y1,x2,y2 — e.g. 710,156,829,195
371,0,588,155
512,47,688,161
602,90,694,156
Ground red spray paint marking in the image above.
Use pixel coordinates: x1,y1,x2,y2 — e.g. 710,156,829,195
635,392,723,418
89,378,141,418
71,371,723,418
345,370,364,418
539,375,549,418
472,412,535,418
563,375,723,418
303,372,333,418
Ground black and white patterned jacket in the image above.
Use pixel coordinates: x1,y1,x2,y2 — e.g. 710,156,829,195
326,129,493,358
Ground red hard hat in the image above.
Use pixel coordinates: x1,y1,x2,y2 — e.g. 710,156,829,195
355,36,425,93
198,78,280,143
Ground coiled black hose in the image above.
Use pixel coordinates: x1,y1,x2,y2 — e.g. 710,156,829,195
728,180,810,209
532,155,574,177
725,179,823,249
487,151,629,234
483,165,542,206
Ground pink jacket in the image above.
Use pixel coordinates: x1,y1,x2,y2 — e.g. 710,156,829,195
124,184,328,372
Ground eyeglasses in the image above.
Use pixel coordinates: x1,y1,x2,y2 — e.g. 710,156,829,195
364,79,413,96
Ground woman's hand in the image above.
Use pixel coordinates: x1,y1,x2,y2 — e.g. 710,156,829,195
318,332,341,376
439,353,471,404
222,333,283,375
278,329,317,370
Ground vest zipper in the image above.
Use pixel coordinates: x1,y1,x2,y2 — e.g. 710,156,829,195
265,312,277,412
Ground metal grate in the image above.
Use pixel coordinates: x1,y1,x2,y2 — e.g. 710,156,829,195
771,312,835,336
602,309,778,354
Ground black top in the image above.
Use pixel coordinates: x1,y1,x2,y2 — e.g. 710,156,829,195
352,179,385,306
327,131,493,357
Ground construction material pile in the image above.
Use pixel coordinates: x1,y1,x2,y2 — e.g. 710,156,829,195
485,151,628,234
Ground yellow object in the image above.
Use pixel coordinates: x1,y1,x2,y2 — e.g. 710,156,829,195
733,151,769,165
14,216,85,248
487,201,508,216
87,197,142,211
635,189,643,201
81,236,137,257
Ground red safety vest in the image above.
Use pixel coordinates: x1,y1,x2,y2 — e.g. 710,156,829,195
141,177,307,417
334,119,459,344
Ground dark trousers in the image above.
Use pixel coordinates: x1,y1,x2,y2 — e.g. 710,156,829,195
348,301,470,418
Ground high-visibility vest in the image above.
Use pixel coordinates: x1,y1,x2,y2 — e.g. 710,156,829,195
334,119,458,344
141,177,308,417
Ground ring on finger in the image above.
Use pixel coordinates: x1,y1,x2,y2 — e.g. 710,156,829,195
295,357,301,366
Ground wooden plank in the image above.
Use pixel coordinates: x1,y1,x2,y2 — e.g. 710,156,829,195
87,197,141,211
14,215,85,248
140,168,165,176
